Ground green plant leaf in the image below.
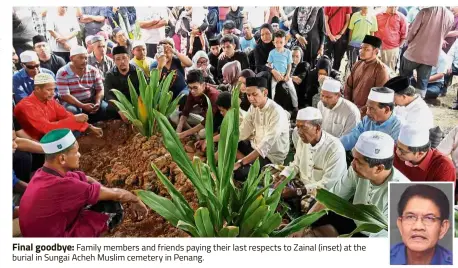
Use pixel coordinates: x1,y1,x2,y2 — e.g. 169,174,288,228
240,205,270,237
194,207,215,237
137,68,148,101
177,220,200,237
127,75,139,111
151,163,194,224
315,188,388,227
339,223,385,237
218,226,239,237
165,93,184,116
252,213,282,237
136,190,183,226
110,89,135,117
204,95,218,180
270,210,327,237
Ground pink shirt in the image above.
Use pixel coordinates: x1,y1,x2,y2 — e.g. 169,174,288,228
19,168,108,237
375,12,407,50
404,7,454,66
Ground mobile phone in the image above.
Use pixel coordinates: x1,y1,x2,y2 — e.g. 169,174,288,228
157,45,165,57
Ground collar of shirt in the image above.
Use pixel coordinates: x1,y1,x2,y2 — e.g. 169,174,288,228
259,99,273,112
415,149,434,171
372,112,396,127
89,53,108,64
113,64,136,76
391,242,452,265
405,95,422,110
310,131,328,151
331,97,343,111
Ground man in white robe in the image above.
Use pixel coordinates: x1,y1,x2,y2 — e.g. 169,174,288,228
318,78,361,138
384,76,434,129
234,77,290,181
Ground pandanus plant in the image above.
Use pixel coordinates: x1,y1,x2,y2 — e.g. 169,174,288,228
110,68,183,137
137,85,388,237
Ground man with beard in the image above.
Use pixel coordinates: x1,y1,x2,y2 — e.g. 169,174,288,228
340,87,401,152
391,184,452,265
56,46,109,123
318,78,361,138
33,35,66,75
104,46,140,122
276,107,346,203
294,131,409,237
393,124,456,183
234,77,290,181
19,129,148,237
13,51,55,104
344,35,389,114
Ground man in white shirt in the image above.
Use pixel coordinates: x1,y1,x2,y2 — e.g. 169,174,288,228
278,107,347,200
136,7,169,58
384,76,434,130
294,131,410,237
234,77,290,181
318,78,361,138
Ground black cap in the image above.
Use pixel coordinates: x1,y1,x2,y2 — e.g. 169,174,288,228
112,46,129,56
384,76,410,93
223,20,236,30
33,35,47,46
271,16,280,24
246,77,267,88
362,35,382,48
209,38,219,47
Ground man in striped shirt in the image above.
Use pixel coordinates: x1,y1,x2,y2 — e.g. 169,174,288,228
56,46,109,123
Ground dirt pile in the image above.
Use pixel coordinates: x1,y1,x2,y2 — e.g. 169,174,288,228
78,120,201,237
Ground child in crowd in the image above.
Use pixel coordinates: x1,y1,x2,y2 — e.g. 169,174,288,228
267,29,298,110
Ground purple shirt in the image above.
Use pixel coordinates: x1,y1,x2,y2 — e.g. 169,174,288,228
404,7,454,66
443,15,458,53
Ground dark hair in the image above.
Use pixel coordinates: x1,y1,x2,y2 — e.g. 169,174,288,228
408,141,431,153
397,184,450,220
363,155,394,170
186,69,204,84
216,92,232,109
372,87,395,111
273,29,286,39
240,69,256,79
396,85,417,97
220,35,235,45
259,23,273,33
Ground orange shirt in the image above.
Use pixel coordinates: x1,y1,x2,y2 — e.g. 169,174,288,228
14,93,88,140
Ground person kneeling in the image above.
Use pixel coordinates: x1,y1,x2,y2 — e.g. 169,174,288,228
19,129,148,237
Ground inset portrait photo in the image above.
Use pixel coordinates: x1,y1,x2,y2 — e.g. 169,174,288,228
389,182,454,265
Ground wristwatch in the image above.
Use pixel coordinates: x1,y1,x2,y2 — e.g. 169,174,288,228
237,159,244,167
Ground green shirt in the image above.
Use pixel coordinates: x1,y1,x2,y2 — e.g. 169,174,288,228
348,11,378,47
329,167,410,237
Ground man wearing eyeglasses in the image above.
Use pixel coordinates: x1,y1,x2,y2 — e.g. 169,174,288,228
13,50,55,104
391,184,452,265
394,124,456,184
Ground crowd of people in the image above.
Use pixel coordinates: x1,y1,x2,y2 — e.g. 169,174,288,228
11,6,458,240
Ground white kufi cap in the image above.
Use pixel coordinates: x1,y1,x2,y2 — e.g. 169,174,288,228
368,87,394,103
355,131,394,159
398,124,430,147
321,78,341,93
297,107,322,121
70,46,88,57
34,73,55,85
132,40,146,50
20,50,39,63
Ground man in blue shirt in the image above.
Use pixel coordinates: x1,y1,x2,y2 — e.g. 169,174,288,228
391,184,453,265
424,50,449,100
340,87,401,151
13,51,55,104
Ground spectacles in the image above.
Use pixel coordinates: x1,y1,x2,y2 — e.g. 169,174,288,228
401,214,442,226
396,147,412,156
197,60,208,66
24,64,40,69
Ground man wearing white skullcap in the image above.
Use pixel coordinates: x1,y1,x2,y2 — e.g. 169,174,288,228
13,50,55,103
14,73,103,141
130,40,155,79
318,78,361,138
56,46,111,123
294,131,409,237
19,129,148,237
394,124,456,183
340,87,402,153
277,107,346,203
